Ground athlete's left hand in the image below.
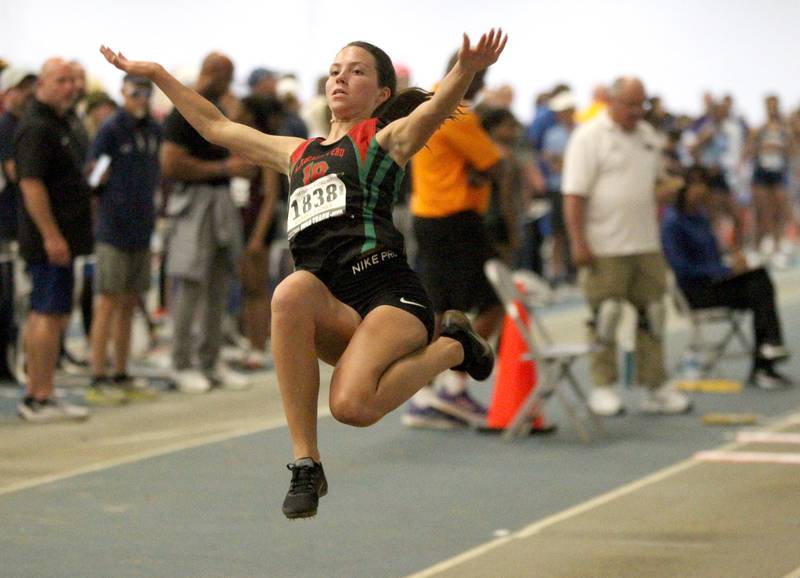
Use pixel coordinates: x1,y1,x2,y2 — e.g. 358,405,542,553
457,28,508,73
99,45,161,80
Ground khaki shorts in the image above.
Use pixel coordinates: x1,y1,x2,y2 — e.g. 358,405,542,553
95,242,151,295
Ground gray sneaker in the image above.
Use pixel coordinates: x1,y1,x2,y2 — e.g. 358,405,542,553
401,402,469,430
758,344,790,363
428,390,487,426
50,398,90,420
18,398,63,422
85,379,128,406
749,368,793,390
18,397,89,422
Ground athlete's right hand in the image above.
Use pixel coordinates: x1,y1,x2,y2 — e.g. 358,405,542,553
457,28,508,74
99,46,161,80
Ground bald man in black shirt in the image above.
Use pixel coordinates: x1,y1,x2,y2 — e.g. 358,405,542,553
15,58,92,421
161,53,257,393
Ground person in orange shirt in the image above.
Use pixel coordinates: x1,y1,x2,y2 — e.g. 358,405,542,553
576,84,609,124
403,54,505,430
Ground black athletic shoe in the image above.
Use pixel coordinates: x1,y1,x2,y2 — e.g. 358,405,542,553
282,458,328,519
440,310,495,381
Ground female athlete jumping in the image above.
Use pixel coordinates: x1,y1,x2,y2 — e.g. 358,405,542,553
101,28,507,518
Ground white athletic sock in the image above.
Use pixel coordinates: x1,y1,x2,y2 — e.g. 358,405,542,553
411,385,438,406
439,370,467,395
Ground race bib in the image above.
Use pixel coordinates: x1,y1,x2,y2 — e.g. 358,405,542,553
287,173,347,240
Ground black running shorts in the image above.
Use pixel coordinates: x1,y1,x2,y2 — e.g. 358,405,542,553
752,166,786,187
309,249,435,343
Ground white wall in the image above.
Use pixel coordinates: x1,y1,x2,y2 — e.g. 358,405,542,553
2,0,797,125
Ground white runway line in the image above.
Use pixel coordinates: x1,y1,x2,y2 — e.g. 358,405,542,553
694,451,800,465
94,425,249,447
736,431,800,445
783,564,800,578
402,411,800,578
0,409,331,497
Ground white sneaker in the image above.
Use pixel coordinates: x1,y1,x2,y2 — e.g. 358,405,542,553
244,349,273,371
228,349,274,372
758,343,790,362
173,369,212,394
588,387,624,416
207,364,254,391
640,383,692,415
745,249,763,268
749,368,792,390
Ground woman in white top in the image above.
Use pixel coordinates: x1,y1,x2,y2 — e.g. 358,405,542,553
749,95,795,266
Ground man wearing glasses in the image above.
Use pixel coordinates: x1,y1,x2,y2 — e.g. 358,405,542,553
86,74,162,404
563,77,689,417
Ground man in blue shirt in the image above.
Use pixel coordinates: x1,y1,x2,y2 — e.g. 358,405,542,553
526,84,571,152
87,74,161,403
661,166,791,389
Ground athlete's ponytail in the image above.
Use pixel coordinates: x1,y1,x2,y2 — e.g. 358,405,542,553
377,87,433,124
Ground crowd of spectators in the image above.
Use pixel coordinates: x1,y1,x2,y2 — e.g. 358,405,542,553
0,51,797,423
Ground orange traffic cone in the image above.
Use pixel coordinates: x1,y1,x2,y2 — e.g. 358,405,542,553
485,300,550,432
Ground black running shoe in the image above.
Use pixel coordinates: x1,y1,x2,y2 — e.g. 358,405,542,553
282,458,328,519
440,310,495,381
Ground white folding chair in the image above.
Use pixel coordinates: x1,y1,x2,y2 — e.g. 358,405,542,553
667,275,751,378
484,259,606,442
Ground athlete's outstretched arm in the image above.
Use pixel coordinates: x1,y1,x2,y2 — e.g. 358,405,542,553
377,29,507,166
99,46,303,174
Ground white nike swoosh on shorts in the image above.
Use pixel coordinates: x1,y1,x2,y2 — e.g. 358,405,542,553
399,297,426,309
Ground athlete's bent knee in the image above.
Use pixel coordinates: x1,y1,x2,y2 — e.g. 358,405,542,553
329,389,380,428
272,274,318,319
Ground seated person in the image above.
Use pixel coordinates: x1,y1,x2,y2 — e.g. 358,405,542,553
661,166,791,389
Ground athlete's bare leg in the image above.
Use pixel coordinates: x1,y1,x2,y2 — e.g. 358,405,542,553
329,306,463,427
752,183,772,248
271,271,361,461
773,185,789,247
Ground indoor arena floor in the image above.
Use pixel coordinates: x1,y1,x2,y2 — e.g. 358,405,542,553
1,270,800,578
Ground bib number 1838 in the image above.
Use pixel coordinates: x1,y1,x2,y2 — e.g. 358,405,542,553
287,173,347,239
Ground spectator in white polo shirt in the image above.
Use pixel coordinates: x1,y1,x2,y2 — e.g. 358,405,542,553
562,76,690,417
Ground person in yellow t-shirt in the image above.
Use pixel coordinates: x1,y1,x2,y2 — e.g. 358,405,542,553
403,54,505,430
576,84,609,124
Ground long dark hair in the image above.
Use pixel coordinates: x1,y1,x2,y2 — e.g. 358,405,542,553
674,165,710,214
345,41,432,124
